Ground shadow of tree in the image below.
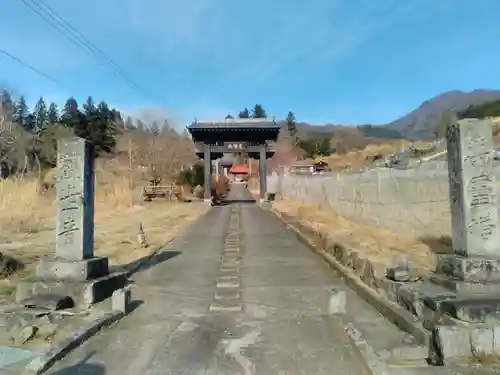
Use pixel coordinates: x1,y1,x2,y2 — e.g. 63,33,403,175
110,250,181,276
419,235,453,255
46,351,105,375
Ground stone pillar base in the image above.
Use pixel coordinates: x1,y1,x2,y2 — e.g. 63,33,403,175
16,255,127,309
16,272,128,309
36,256,109,281
435,254,500,283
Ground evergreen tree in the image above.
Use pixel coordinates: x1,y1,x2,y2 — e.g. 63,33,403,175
33,97,48,134
60,97,81,128
96,101,116,153
251,104,267,118
238,108,250,118
111,109,124,133
24,114,36,134
286,111,297,137
47,102,59,125
81,96,97,141
225,114,234,119
317,137,331,156
0,90,14,121
13,95,29,129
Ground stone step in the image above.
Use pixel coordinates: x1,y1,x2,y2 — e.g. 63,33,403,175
384,344,429,365
209,299,242,313
216,277,240,289
437,296,500,323
214,289,241,301
395,280,500,323
16,272,128,309
393,280,455,319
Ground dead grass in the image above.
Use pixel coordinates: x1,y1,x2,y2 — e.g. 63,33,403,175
0,174,209,286
272,198,436,273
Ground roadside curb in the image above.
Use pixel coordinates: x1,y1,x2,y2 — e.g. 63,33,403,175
264,205,432,371
22,310,123,375
344,323,390,375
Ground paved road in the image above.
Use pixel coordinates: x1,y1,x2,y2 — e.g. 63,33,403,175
47,186,368,375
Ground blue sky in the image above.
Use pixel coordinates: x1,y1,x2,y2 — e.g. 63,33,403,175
0,0,499,128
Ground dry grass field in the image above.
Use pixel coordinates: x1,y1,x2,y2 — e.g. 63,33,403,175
272,198,439,274
0,172,209,302
252,170,449,275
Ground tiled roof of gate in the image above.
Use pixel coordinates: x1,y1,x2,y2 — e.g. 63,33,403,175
188,118,280,130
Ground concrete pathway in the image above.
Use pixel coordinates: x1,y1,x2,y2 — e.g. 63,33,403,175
43,185,498,375
46,187,367,374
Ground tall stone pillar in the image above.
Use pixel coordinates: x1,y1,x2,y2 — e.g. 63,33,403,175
259,143,267,201
438,118,500,283
430,119,500,322
204,143,212,202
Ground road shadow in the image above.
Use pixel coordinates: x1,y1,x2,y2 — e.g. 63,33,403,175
48,363,106,375
111,250,182,276
419,235,453,255
127,299,144,315
46,351,105,375
220,199,256,205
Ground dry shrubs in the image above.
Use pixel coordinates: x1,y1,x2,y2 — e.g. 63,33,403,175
0,171,137,234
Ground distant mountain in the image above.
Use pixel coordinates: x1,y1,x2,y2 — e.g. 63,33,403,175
294,122,403,140
384,89,500,140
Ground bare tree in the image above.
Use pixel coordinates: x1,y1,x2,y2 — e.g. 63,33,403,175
114,119,197,186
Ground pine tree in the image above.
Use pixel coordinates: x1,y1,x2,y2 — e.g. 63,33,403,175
47,102,59,125
96,101,116,153
60,97,81,128
13,95,29,129
251,104,267,118
33,97,48,134
24,114,36,134
238,108,250,118
0,90,14,121
111,109,125,134
81,96,97,142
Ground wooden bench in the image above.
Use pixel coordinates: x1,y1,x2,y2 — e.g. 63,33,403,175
142,180,174,201
142,180,194,203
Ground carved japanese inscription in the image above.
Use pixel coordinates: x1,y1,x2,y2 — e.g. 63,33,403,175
56,137,94,261
446,119,500,258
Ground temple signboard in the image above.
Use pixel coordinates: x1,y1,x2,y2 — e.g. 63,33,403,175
226,142,246,150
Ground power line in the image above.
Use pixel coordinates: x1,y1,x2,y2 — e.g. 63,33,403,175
18,0,156,101
0,47,64,87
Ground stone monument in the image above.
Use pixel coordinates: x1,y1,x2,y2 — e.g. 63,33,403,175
398,119,500,320
435,118,500,289
17,137,127,309
391,119,500,362
426,118,500,322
